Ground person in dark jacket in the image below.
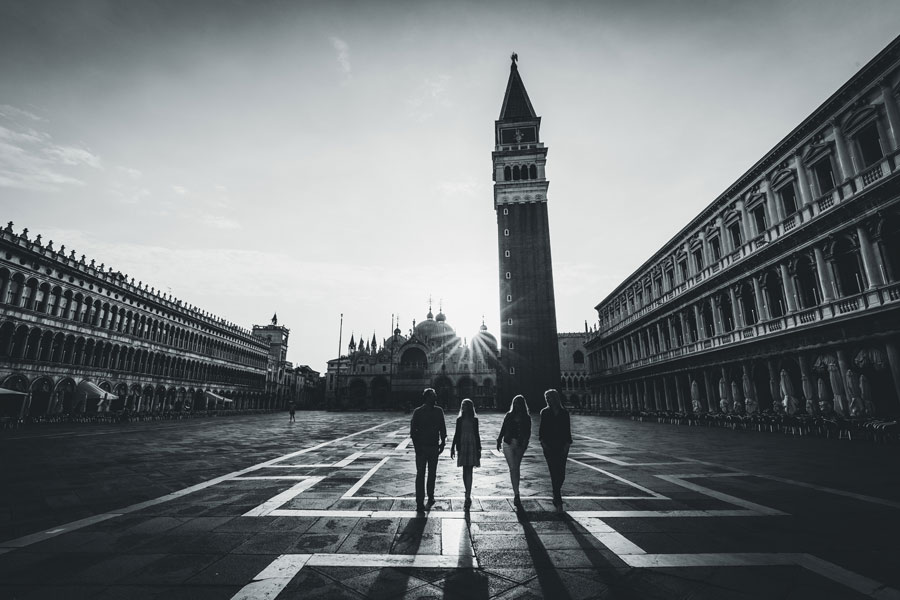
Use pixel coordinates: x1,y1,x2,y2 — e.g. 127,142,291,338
539,389,572,509
497,394,531,507
409,388,446,512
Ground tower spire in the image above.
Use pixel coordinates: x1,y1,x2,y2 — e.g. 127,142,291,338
499,52,536,121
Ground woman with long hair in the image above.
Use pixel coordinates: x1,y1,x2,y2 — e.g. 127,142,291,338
497,394,531,507
450,398,481,509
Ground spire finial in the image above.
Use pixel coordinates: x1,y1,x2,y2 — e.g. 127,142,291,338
511,52,518,64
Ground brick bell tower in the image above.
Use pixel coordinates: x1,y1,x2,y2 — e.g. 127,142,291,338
493,53,561,411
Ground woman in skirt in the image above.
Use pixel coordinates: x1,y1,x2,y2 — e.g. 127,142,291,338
450,398,481,509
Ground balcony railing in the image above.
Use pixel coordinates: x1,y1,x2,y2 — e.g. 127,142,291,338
589,151,899,344
594,281,900,376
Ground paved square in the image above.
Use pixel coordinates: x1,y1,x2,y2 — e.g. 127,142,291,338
1,411,899,598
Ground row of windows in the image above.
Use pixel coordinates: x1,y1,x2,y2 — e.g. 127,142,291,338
594,223,900,371
502,164,538,181
0,322,265,387
598,105,893,331
0,268,267,369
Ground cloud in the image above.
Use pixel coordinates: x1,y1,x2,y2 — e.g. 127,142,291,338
436,179,480,198
0,104,45,123
201,214,240,230
330,36,351,76
215,184,228,192
118,166,142,178
110,185,151,204
172,185,187,196
407,75,451,121
0,106,102,192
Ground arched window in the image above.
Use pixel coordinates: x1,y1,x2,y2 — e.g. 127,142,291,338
764,270,786,318
793,256,819,308
719,292,735,333
739,281,757,325
529,164,537,179
832,236,864,296
573,350,584,364
512,166,520,181
503,166,511,181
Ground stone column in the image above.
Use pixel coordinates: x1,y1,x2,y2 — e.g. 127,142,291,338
767,360,780,409
663,377,673,411
656,322,666,352
884,340,900,412
794,153,813,206
642,380,650,410
711,297,723,335
752,275,768,322
729,286,744,328
653,379,662,411
814,246,836,302
694,304,706,339
674,374,685,411
703,370,717,412
831,120,854,181
856,223,884,289
764,181,783,226
679,311,689,344
881,80,900,151
798,354,816,415
736,200,751,246
836,348,854,416
780,264,798,313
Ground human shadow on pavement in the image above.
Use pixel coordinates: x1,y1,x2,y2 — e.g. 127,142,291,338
517,508,573,600
562,514,641,599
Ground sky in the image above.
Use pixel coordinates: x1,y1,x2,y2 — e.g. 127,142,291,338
1,0,899,372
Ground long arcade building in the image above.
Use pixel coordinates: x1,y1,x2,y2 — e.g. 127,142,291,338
585,36,900,418
0,224,271,416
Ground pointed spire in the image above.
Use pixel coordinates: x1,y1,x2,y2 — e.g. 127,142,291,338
349,333,356,351
499,52,537,121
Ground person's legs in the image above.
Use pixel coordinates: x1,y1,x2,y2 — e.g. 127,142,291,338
543,447,562,500
503,441,523,499
415,449,427,508
425,446,439,502
462,466,473,500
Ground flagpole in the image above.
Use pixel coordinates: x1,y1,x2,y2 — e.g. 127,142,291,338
335,313,343,410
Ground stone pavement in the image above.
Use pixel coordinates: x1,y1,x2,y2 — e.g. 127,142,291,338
0,411,899,599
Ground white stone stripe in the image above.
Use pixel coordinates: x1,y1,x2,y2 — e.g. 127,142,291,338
342,456,389,498
442,518,474,556
575,434,621,446
395,437,412,451
566,509,757,518
673,456,900,510
333,452,364,467
268,509,470,519
580,452,687,467
232,476,312,481
0,420,399,551
0,513,121,548
231,554,312,600
342,495,663,501
232,552,480,599
567,457,666,498
656,475,787,516
244,477,324,517
621,553,900,599
570,516,645,555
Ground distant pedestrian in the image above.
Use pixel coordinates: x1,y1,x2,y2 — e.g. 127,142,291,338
410,388,447,512
288,401,296,423
450,398,481,510
539,389,572,510
497,394,531,508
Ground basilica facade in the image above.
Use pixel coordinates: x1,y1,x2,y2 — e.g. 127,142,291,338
585,36,900,419
325,307,500,410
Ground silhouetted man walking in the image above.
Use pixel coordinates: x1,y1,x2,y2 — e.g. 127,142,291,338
410,388,446,512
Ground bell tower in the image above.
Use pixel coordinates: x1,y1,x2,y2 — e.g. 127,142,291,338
493,53,561,410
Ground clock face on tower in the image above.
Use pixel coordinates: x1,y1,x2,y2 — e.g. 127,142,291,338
500,126,536,144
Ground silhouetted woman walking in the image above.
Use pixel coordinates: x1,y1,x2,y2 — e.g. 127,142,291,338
497,394,531,507
450,398,481,510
